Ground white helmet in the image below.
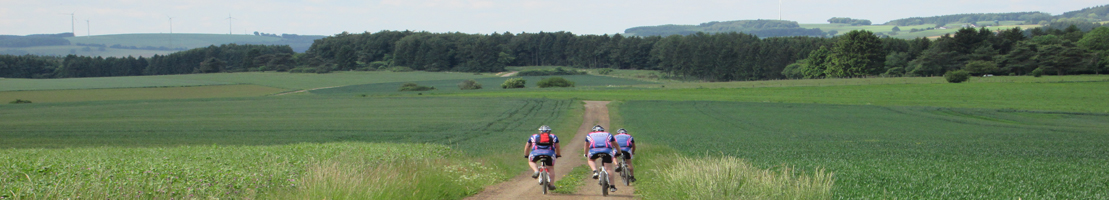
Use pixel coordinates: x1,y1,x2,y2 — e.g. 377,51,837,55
538,125,552,133
592,125,605,132
617,128,627,134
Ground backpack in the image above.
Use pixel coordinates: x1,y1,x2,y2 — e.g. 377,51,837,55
536,133,553,146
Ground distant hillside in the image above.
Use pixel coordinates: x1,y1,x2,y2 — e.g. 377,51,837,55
1,33,323,57
66,33,324,52
624,20,827,37
626,4,1108,39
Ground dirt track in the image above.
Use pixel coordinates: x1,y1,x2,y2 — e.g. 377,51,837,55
464,101,636,200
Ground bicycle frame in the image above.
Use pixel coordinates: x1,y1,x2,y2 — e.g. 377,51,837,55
594,153,612,196
537,156,553,194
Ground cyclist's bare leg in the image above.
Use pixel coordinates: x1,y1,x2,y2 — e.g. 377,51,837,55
604,162,616,184
587,158,598,171
528,161,539,172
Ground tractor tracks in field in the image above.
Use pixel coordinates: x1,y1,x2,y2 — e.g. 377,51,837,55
464,101,636,200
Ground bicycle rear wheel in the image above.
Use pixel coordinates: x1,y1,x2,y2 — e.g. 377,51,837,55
541,171,549,194
619,158,630,186
600,170,609,196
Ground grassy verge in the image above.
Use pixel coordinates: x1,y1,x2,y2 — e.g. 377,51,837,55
1,142,504,199
551,165,591,194
634,145,834,200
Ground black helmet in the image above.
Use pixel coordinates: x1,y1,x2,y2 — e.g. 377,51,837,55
592,125,605,132
617,128,627,134
538,125,552,133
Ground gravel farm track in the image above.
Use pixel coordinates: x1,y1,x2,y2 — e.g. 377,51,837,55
465,101,636,200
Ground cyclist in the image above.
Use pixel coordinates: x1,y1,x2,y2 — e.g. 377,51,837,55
525,125,561,190
584,125,621,192
613,128,636,182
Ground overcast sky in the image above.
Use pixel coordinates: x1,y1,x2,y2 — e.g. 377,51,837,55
1,0,1104,36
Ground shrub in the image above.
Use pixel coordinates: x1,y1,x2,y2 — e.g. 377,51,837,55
398,83,435,91
501,78,526,89
597,68,614,75
1030,67,1045,77
9,99,32,104
944,70,971,83
537,77,575,88
458,79,483,90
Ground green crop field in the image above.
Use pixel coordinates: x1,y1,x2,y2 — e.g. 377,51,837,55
0,84,284,103
0,96,569,150
1,71,494,92
157,71,495,90
1,76,231,91
1,96,575,199
448,79,1109,113
618,101,1109,199
312,75,656,95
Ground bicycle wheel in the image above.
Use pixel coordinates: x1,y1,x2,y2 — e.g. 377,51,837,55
600,170,609,196
541,171,549,194
619,158,630,186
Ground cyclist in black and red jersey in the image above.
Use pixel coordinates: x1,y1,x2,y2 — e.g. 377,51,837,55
525,125,561,190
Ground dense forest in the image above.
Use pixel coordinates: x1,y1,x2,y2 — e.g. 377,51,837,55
1,44,293,78
624,20,828,37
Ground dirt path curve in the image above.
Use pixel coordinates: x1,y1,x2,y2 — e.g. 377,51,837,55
497,71,519,77
271,86,343,96
465,101,635,200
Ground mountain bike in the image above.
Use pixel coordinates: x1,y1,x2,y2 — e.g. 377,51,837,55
616,153,631,186
594,153,613,196
535,155,554,194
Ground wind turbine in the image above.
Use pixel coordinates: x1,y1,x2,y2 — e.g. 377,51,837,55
86,19,90,37
61,12,75,36
778,0,782,20
167,16,174,48
226,14,235,35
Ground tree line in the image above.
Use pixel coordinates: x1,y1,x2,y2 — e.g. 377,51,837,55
3,22,1107,82
783,25,1109,79
0,44,293,78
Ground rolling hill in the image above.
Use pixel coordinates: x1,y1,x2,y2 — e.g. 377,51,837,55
625,4,1109,39
0,33,324,57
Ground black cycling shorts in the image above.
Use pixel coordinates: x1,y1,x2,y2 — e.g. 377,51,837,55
619,151,633,160
590,153,613,163
530,155,556,166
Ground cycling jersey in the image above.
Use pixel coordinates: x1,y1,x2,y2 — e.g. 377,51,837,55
585,131,616,157
528,133,560,156
614,133,634,152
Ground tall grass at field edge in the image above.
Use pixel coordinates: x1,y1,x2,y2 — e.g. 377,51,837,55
634,145,835,200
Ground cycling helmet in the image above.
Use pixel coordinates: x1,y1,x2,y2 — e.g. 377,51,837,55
592,125,605,132
538,125,552,133
617,128,627,134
